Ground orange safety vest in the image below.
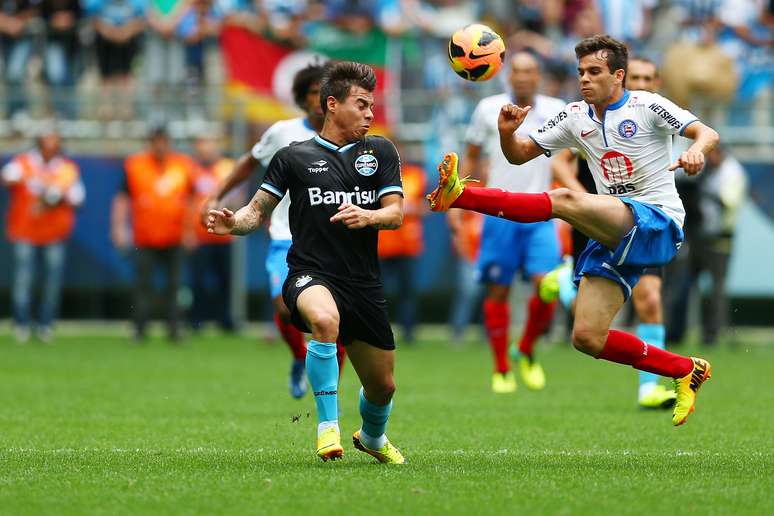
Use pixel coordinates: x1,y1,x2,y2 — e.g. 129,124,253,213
124,151,194,248
5,152,81,245
378,163,426,259
192,157,235,245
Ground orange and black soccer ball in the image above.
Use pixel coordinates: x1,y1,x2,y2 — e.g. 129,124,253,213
448,24,505,82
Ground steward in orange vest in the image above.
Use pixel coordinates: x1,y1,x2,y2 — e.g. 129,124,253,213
110,126,195,342
1,129,85,343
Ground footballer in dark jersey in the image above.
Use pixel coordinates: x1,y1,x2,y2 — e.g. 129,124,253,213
208,61,406,464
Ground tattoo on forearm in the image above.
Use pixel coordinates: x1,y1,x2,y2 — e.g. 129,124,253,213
231,206,260,235
231,190,278,235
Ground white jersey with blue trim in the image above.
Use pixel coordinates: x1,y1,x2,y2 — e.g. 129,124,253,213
529,90,699,227
251,117,316,241
465,93,566,193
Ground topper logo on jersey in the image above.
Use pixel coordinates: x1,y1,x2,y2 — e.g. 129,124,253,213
618,119,638,138
308,160,328,173
308,186,377,206
600,150,636,194
354,154,378,176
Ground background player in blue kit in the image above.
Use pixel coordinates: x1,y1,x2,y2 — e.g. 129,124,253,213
461,51,565,394
208,62,406,463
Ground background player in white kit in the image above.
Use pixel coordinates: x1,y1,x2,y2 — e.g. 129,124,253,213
428,35,718,427
205,63,346,399
452,52,565,394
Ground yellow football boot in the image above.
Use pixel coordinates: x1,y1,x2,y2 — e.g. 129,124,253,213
316,426,344,462
426,152,477,212
491,371,517,394
352,431,406,464
519,356,546,391
672,357,712,426
638,384,677,410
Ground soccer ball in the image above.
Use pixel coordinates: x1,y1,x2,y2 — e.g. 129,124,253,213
448,24,505,82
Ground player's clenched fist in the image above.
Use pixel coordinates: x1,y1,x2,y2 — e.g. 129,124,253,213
207,208,235,234
668,150,705,176
498,104,532,134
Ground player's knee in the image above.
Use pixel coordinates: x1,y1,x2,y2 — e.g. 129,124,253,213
308,310,340,341
571,326,605,356
549,188,581,209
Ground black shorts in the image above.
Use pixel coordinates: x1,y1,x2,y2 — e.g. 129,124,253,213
282,272,395,350
573,228,663,278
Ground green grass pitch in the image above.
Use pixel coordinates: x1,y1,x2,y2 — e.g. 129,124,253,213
1,331,772,514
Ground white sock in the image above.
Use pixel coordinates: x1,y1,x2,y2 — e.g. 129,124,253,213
317,421,339,436
359,428,386,450
639,382,658,400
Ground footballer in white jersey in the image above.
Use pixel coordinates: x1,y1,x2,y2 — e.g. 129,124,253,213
428,36,718,427
530,89,697,228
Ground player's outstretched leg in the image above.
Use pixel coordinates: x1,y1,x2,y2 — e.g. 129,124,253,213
427,152,552,222
274,313,308,399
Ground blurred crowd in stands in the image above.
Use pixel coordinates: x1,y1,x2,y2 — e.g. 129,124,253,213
0,0,772,128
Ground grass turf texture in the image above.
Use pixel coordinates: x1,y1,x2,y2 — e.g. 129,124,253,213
1,332,772,515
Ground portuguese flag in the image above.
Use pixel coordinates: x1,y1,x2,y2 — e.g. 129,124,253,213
220,23,393,134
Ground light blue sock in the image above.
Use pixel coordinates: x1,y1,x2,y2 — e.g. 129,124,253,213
359,387,392,443
637,323,665,391
306,340,339,423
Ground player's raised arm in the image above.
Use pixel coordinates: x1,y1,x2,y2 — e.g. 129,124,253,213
497,104,545,165
208,189,279,236
668,121,720,176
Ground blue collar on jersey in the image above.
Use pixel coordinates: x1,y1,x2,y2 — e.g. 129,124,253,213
313,134,358,153
588,89,630,120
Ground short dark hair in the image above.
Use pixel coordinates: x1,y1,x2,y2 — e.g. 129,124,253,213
574,35,628,78
319,61,377,114
292,62,328,110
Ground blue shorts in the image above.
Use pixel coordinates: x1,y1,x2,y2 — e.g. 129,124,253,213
574,198,684,300
477,217,560,285
265,239,292,299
